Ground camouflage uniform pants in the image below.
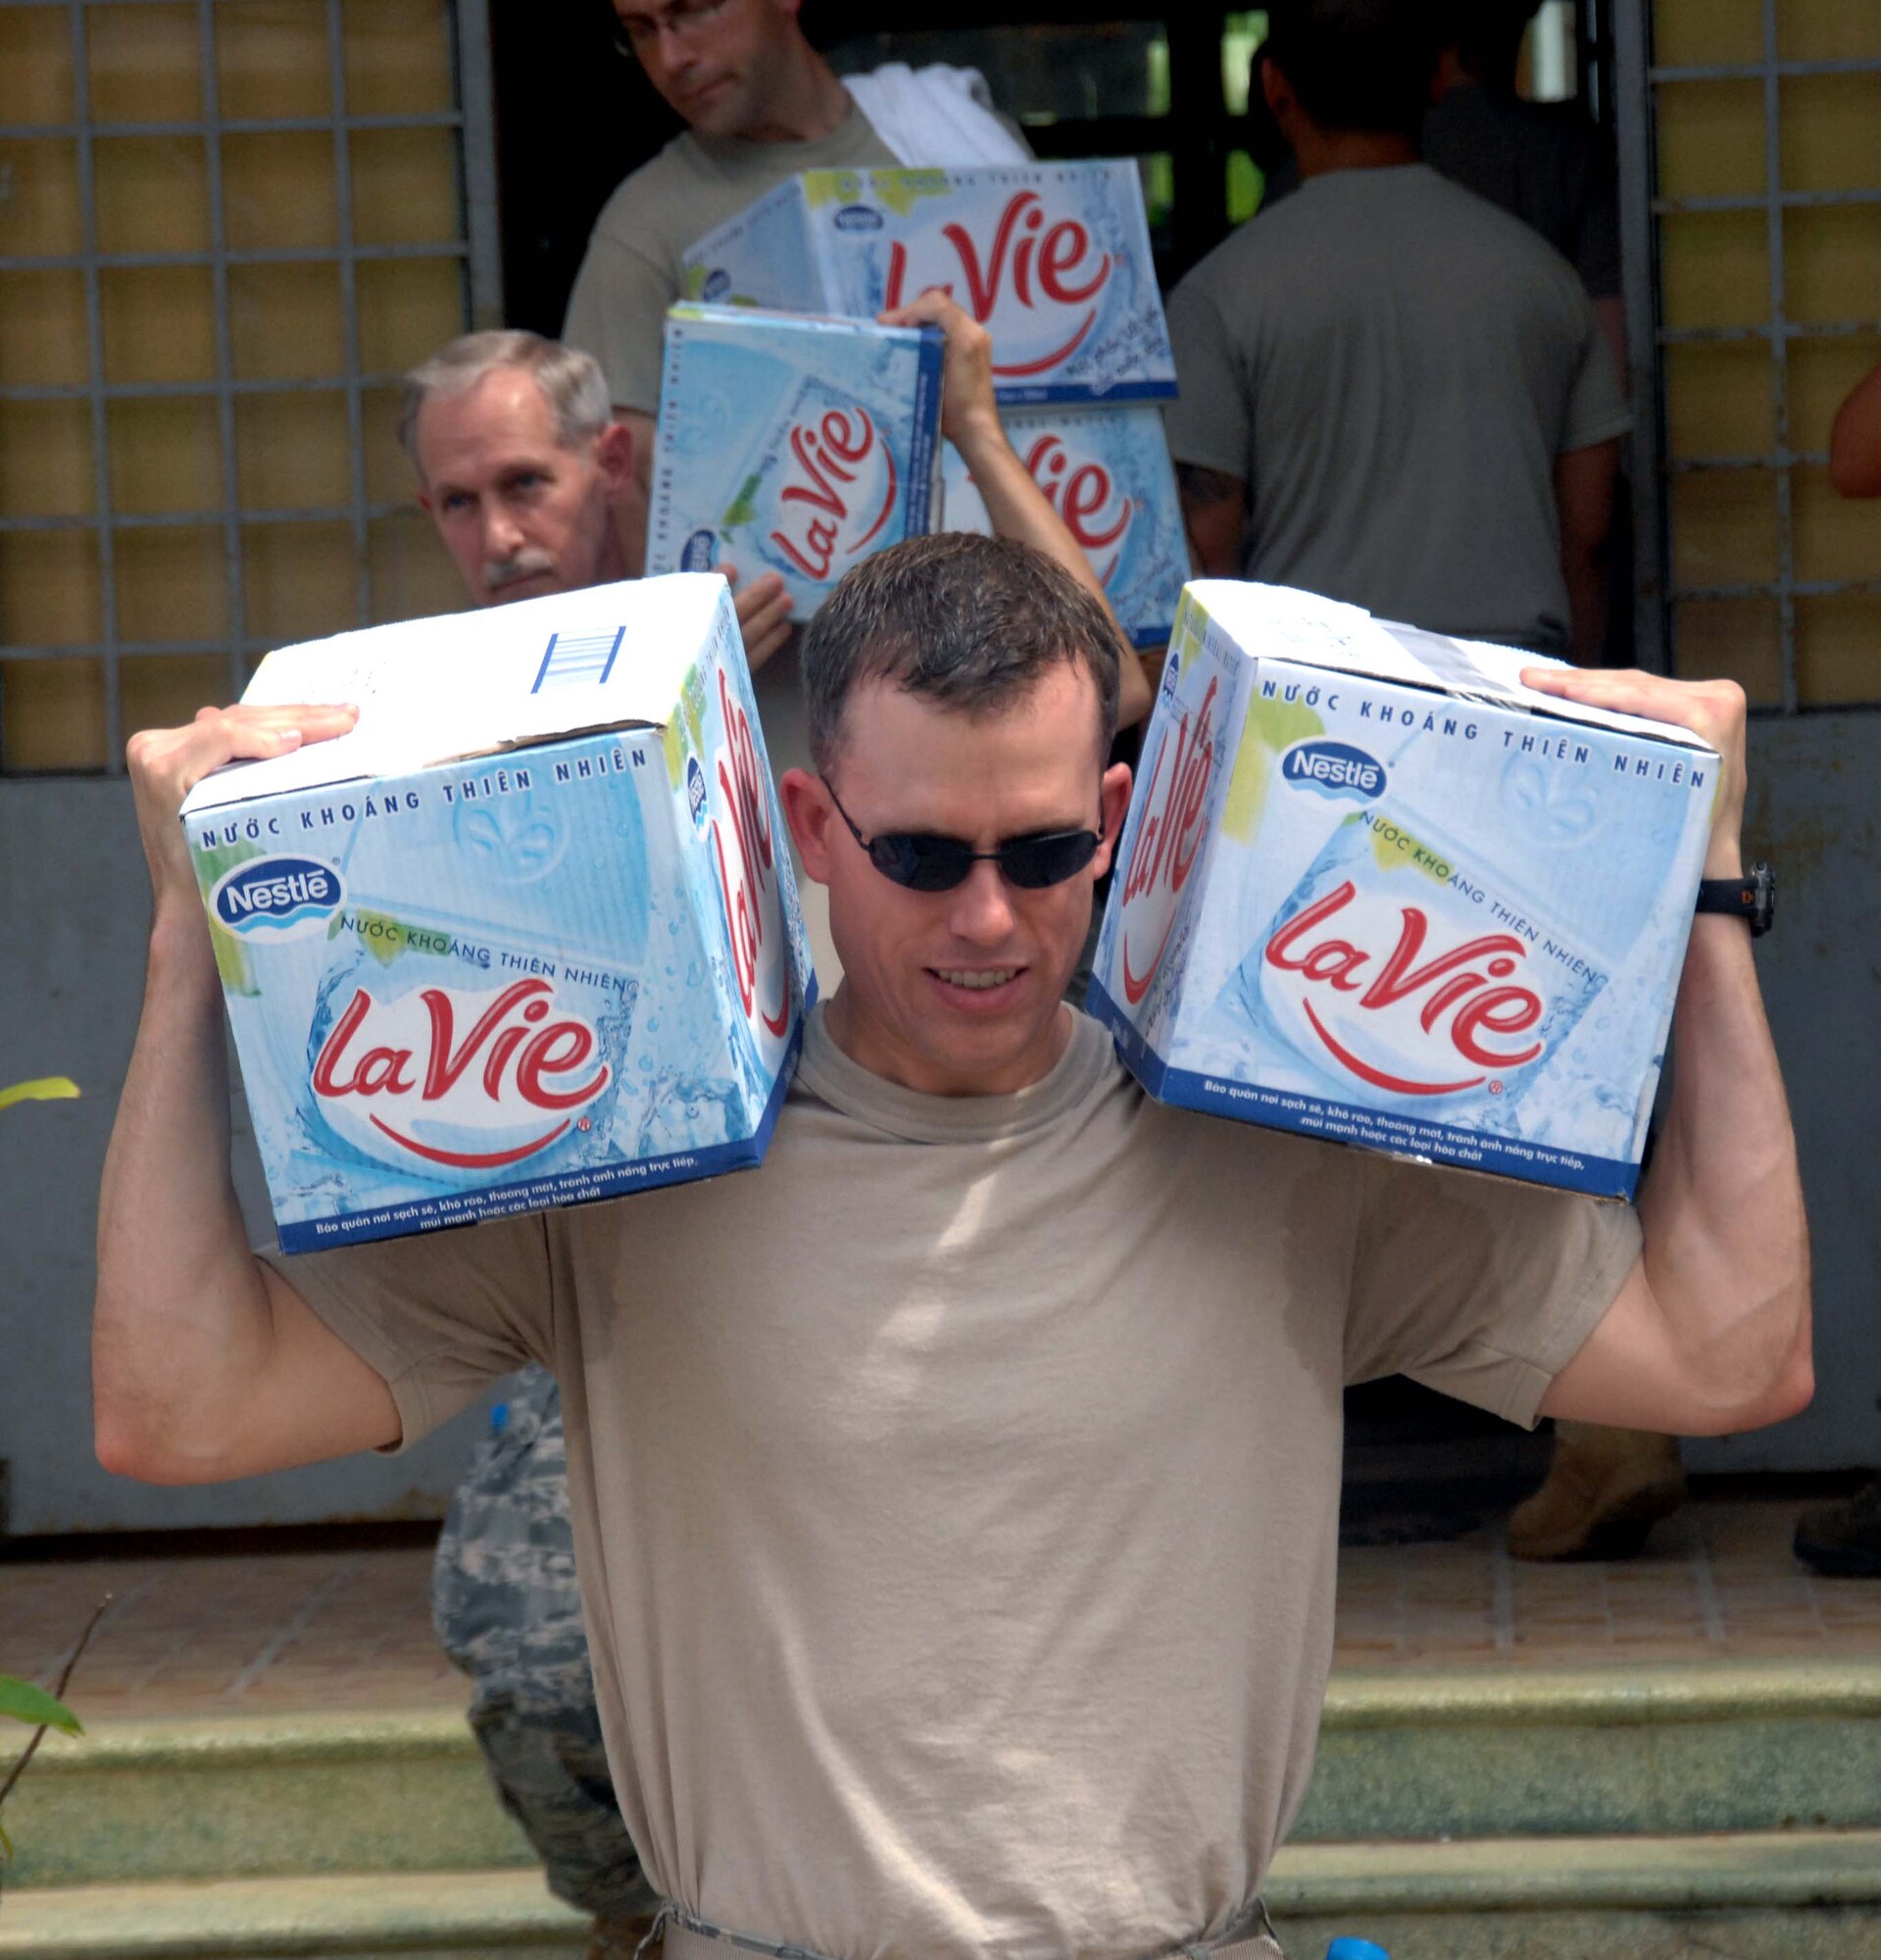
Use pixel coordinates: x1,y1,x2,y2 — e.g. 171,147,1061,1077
433,1365,659,1921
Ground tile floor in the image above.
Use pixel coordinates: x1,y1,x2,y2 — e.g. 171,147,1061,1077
2,1499,1879,1722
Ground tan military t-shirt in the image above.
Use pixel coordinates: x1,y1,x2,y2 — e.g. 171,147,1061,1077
562,107,899,416
274,1005,1638,1960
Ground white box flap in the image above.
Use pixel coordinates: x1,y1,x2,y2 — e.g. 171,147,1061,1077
1191,580,1713,753
182,575,726,815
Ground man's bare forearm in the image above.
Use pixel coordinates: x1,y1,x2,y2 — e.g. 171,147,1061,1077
1561,541,1609,664
1636,908,1811,1428
94,906,283,1478
98,701,398,1484
1519,667,1808,1434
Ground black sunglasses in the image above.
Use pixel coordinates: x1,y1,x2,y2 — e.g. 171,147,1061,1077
824,781,1105,893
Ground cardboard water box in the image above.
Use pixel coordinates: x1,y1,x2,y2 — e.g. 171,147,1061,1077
1090,582,1719,1199
680,162,1176,405
941,402,1186,648
180,575,815,1252
645,303,943,622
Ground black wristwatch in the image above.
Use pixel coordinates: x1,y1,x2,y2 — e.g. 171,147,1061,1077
1695,861,1775,937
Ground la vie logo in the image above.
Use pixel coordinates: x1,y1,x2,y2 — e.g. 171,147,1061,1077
311,977,610,1171
1117,671,1219,1004
767,405,898,583
708,667,791,1054
881,190,1113,377
771,400,905,576
1021,431,1132,580
1263,881,1549,1097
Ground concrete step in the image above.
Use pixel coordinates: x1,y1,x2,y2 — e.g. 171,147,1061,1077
5,1835,1881,1960
6,1660,1880,1891
0,1869,584,1959
1269,1828,1881,1959
1291,1656,1881,1843
2,1711,533,1892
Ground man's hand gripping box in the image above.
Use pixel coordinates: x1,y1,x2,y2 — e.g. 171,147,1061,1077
180,576,815,1251
680,161,1176,405
1090,582,1719,1199
645,303,943,622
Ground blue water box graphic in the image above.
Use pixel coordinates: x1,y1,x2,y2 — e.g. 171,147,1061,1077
180,576,816,1251
1090,581,1719,1199
646,303,944,624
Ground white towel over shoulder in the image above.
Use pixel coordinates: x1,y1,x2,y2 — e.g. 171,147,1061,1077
844,62,1032,169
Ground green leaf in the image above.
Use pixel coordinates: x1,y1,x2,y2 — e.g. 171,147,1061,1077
0,1077,80,1113
0,1677,81,1736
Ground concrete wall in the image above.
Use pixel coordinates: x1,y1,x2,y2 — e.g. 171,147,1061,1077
3,718,1876,1531
1686,713,1881,1474
0,779,493,1536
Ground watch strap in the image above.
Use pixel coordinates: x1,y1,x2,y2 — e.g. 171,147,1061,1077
1695,862,1774,936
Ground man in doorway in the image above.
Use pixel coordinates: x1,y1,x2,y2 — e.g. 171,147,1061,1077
103,520,1806,1955
562,0,1030,549
1166,0,1628,666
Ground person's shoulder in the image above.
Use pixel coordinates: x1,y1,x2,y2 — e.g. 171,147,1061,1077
1181,195,1312,284
1414,163,1567,251
1414,165,1590,289
584,131,711,242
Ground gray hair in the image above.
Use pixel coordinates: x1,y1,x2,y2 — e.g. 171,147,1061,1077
801,534,1123,773
400,330,613,480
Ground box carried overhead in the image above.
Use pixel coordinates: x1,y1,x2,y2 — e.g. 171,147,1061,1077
681,162,1176,405
941,401,1186,649
180,575,815,1250
645,304,944,620
1090,582,1718,1199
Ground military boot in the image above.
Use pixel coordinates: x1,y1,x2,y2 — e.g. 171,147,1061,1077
1507,1421,1687,1561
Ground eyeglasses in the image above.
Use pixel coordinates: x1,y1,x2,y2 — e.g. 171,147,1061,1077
824,781,1104,893
613,0,732,57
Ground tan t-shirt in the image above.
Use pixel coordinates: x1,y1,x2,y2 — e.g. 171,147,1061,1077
562,107,900,416
274,1006,1638,1960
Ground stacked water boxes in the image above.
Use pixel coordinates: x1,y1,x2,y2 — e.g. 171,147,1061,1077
660,162,1185,645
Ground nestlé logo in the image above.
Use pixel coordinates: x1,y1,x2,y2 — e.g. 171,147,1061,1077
1281,740,1387,800
211,856,344,941
681,528,718,571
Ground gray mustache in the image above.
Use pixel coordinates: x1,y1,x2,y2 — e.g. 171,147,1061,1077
483,549,558,591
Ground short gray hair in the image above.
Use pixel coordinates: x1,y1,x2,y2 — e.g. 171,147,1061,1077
400,330,613,480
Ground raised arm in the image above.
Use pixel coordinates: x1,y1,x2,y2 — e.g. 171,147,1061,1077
1529,671,1811,1436
95,705,403,1484
880,289,1153,729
